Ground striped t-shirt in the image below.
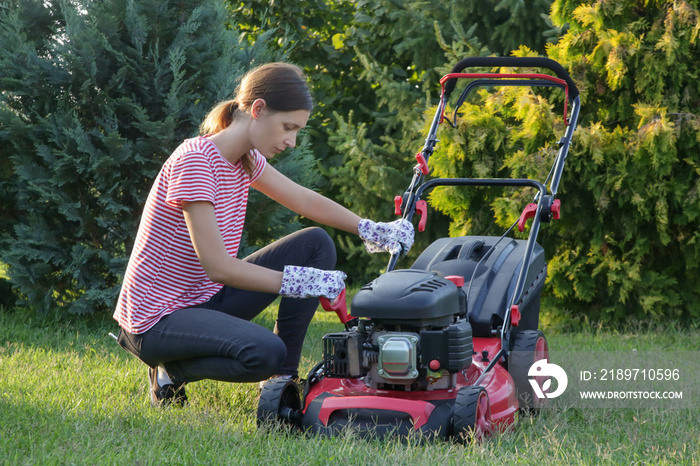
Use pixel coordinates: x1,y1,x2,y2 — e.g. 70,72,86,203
113,136,266,334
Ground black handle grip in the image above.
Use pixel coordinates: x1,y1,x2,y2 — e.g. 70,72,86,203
444,56,579,100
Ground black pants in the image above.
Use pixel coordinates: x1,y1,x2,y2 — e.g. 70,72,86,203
117,227,336,383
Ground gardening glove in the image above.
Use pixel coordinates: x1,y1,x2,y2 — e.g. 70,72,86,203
358,218,415,255
279,266,347,300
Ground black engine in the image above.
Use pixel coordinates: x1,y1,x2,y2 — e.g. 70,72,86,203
322,269,473,391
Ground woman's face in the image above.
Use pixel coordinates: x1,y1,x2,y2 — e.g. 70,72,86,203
250,103,310,159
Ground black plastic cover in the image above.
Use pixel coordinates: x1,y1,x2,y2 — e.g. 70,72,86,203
351,270,460,322
411,236,547,337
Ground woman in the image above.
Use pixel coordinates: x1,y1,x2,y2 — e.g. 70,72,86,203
113,62,414,406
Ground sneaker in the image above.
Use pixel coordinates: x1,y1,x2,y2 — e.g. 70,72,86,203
148,367,188,407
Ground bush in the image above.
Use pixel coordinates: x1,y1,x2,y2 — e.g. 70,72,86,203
0,0,318,314
429,0,700,322
544,0,700,320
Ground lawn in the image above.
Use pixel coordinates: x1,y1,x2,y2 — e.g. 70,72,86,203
1,302,699,465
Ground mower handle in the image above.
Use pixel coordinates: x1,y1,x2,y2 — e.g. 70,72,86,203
444,57,579,101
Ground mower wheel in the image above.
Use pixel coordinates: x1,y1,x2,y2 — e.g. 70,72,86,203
509,330,549,413
453,386,493,442
257,377,302,428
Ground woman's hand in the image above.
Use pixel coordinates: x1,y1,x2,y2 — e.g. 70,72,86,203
358,218,415,255
279,266,347,299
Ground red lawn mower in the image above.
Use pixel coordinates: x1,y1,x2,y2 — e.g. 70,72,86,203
258,56,580,441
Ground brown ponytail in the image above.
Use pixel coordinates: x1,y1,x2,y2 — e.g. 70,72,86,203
199,63,313,175
199,100,238,135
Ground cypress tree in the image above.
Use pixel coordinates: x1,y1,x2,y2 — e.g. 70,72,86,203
545,0,700,321
0,0,318,314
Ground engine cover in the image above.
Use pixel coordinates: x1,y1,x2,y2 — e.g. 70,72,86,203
351,270,461,327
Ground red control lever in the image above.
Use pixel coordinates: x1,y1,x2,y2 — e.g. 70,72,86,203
510,304,521,327
394,196,403,216
518,200,561,232
517,203,538,233
415,152,429,175
551,199,561,220
319,288,353,324
415,200,428,232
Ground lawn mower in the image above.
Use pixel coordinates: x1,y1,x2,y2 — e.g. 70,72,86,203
258,56,580,441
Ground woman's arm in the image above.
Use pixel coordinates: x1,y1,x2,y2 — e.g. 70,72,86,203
251,163,361,234
251,162,414,257
182,200,284,292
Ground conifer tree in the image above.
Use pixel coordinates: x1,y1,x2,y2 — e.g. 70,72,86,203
429,0,700,321
544,0,700,320
0,0,317,313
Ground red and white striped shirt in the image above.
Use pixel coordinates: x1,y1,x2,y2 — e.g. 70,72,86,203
113,136,266,334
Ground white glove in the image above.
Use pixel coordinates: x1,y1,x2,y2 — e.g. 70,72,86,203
358,218,415,255
279,266,347,299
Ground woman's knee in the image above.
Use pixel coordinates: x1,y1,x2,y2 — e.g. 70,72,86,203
241,334,287,378
301,227,336,269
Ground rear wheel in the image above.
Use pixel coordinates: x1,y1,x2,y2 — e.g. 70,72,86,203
257,378,302,428
453,386,493,442
509,330,549,413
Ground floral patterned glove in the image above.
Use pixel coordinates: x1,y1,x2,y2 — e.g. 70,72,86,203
279,266,347,299
358,218,415,255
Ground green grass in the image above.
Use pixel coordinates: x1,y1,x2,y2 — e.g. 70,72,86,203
1,304,699,465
